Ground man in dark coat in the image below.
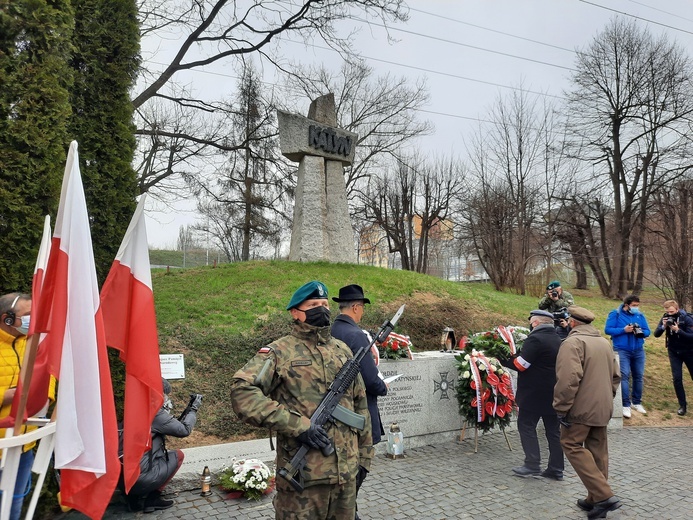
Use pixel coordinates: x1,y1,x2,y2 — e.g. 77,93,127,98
122,378,202,513
331,284,387,520
501,310,564,480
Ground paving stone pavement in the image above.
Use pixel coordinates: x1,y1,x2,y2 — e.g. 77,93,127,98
62,426,693,520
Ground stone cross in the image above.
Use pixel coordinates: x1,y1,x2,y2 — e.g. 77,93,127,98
277,93,357,263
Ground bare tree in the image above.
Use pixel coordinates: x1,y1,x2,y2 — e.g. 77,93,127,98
191,62,289,261
134,0,409,195
361,156,416,270
177,224,200,251
360,153,464,273
646,178,693,308
564,18,693,298
460,87,553,293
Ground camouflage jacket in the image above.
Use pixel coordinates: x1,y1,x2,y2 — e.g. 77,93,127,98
230,320,374,487
538,290,574,313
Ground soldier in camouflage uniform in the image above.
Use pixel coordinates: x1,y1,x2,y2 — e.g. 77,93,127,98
231,281,373,520
538,280,575,313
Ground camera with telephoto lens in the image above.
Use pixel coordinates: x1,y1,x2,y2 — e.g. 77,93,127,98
550,290,559,298
630,323,645,338
553,307,570,327
665,315,677,328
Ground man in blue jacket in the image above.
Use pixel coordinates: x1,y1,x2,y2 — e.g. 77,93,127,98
331,284,387,520
605,295,651,419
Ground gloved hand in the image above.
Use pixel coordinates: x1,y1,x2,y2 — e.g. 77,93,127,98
297,424,330,449
355,465,368,489
190,394,203,411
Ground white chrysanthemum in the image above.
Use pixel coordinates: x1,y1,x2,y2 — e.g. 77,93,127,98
464,354,470,360
479,363,487,371
462,371,470,379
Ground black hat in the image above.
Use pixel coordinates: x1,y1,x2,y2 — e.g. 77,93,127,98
332,284,371,304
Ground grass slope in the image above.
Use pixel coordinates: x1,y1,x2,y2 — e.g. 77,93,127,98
152,260,693,442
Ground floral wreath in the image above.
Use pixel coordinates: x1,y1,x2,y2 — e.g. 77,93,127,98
455,349,515,432
458,325,529,361
376,331,414,360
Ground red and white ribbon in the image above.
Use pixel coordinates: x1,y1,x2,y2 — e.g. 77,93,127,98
469,357,484,422
497,326,516,355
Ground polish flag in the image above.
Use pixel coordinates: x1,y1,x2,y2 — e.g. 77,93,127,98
100,194,163,493
34,141,119,519
0,216,53,429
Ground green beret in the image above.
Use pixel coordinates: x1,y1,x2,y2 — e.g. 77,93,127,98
547,280,561,290
287,281,329,310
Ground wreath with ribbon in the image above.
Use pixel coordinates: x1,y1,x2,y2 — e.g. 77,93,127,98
458,325,529,361
376,331,414,360
455,349,515,432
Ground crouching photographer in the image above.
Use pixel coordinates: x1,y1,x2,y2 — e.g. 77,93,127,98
654,300,693,416
605,295,651,419
121,378,203,513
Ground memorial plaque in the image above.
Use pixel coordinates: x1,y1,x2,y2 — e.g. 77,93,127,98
378,351,464,451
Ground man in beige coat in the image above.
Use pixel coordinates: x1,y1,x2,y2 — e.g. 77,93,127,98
553,306,622,519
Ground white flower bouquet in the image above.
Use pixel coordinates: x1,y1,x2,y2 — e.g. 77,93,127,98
219,459,275,500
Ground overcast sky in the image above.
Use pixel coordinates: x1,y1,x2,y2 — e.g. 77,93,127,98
143,0,693,249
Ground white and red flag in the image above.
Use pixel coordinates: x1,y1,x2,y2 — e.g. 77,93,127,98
100,193,163,493
0,216,53,429
34,141,119,519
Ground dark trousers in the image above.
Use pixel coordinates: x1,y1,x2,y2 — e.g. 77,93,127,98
560,423,613,503
517,409,564,473
668,348,693,407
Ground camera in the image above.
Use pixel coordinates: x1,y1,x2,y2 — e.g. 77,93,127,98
630,323,645,338
178,393,203,421
550,290,559,298
664,315,677,328
553,307,570,326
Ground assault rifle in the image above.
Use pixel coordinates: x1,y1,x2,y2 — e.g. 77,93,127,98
278,304,405,492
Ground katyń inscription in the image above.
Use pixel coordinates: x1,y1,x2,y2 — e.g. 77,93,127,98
277,93,358,263
308,124,352,157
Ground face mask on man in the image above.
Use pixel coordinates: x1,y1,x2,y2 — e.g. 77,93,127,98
303,306,331,327
15,315,30,335
629,307,641,315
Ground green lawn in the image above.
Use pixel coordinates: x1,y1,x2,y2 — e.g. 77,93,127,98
152,260,691,439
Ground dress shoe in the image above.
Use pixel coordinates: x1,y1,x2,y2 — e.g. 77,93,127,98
678,406,687,416
539,470,564,481
143,491,174,514
512,466,540,477
587,496,622,519
577,498,594,511
622,406,631,418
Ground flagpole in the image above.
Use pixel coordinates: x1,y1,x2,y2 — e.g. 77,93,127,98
12,333,41,432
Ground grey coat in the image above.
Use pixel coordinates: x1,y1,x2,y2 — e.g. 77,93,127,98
127,407,197,496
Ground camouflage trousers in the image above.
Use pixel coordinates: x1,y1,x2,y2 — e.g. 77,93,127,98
274,478,357,520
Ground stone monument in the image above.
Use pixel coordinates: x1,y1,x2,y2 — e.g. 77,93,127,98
277,93,358,263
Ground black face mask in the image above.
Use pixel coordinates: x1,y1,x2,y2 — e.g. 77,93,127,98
303,306,331,327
